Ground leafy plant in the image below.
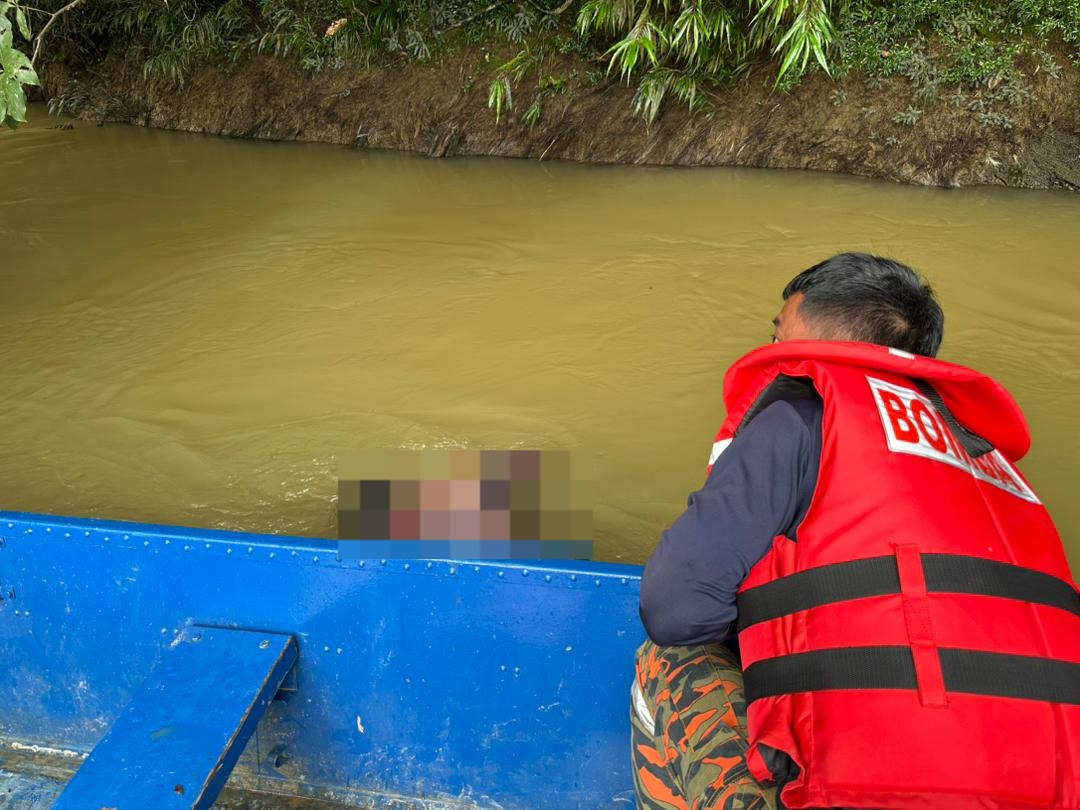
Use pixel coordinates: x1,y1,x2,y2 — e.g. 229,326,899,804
975,109,1014,130
914,78,940,103
0,0,38,129
996,80,1033,106
487,44,539,122
633,66,710,121
489,47,573,125
521,98,541,125
499,8,534,43
47,78,91,116
577,0,843,121
40,0,488,87
839,0,1080,91
1037,50,1062,79
892,104,922,125
488,73,512,121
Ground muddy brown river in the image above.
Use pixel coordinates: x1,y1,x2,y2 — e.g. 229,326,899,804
3,105,1078,572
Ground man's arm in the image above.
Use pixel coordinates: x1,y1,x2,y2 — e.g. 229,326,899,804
639,398,822,646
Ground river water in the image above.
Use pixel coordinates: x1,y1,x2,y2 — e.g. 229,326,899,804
3,105,1078,571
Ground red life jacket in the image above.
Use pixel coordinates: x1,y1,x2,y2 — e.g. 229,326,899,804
708,341,1080,809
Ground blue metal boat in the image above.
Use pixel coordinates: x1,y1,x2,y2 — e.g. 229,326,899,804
0,511,644,808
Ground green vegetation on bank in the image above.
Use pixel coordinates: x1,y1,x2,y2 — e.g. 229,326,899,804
578,0,1080,121
4,0,1080,131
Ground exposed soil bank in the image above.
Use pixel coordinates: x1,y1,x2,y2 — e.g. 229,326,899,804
42,52,1080,189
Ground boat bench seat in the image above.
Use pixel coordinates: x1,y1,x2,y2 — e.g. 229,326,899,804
52,626,297,810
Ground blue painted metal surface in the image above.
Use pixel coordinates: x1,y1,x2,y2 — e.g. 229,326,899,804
0,511,645,808
54,626,297,809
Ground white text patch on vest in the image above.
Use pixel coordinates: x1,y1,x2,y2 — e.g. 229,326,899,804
867,376,1040,504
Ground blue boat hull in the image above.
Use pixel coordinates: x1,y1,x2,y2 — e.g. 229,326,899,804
0,512,645,808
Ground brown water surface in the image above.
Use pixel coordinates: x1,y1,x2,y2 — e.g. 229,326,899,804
3,105,1078,572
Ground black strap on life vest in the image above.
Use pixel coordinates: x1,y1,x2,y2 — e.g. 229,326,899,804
744,646,1080,705
914,380,994,458
734,374,819,437
736,553,1080,632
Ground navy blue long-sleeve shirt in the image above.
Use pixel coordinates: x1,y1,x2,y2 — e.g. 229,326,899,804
640,397,824,646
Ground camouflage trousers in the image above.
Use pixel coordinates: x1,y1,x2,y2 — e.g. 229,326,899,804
631,640,777,810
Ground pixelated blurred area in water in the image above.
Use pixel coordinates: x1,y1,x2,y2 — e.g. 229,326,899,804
337,449,593,559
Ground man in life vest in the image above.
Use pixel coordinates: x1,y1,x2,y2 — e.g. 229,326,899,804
631,253,1079,810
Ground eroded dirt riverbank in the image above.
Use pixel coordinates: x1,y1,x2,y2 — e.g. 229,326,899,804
40,51,1080,189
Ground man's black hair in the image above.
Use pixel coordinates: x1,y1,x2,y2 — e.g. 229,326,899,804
783,253,944,357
